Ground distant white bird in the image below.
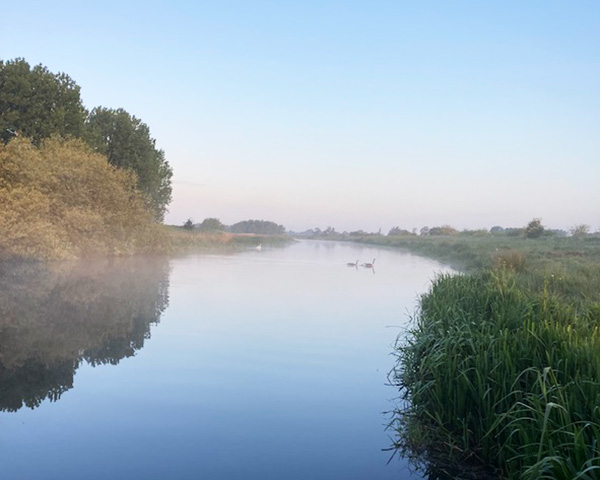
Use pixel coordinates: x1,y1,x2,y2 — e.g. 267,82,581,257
255,244,262,251
361,258,376,268
347,259,359,267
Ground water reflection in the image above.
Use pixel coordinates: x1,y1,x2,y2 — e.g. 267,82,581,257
0,257,170,411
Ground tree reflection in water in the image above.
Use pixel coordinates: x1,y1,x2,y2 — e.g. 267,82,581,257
0,257,170,411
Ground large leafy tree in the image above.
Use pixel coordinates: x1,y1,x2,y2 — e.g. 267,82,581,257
0,59,86,144
85,107,172,221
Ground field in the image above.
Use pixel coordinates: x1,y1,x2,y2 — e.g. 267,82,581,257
354,233,600,479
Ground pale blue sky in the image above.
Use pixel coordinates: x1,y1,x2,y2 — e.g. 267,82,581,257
2,1,599,232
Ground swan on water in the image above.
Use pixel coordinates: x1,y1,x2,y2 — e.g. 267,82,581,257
361,258,376,268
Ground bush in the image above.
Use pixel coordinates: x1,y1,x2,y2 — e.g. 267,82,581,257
198,217,225,232
524,218,544,239
0,137,165,260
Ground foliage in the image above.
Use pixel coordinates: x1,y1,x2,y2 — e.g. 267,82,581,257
85,107,172,221
524,218,544,239
428,225,459,236
461,228,489,236
229,219,286,235
571,224,591,237
165,226,292,252
197,217,225,231
392,272,600,479
0,137,166,260
492,249,526,273
0,58,87,145
183,218,194,230
0,58,172,222
388,226,413,236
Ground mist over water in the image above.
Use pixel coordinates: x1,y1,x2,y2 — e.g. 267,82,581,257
0,242,451,479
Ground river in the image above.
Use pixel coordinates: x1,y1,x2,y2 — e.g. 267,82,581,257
0,240,452,479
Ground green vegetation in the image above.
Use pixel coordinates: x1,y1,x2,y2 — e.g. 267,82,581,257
229,219,286,235
85,107,172,221
1,58,172,221
392,270,600,479
354,230,600,299
0,59,85,144
0,137,167,260
524,217,545,239
366,227,600,478
197,217,225,232
166,225,290,252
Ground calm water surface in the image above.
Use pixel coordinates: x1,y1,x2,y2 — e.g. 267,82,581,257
0,240,451,479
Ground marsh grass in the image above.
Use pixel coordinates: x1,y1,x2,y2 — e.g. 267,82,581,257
392,269,600,479
165,226,292,252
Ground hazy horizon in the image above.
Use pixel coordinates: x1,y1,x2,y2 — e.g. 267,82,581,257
2,1,598,233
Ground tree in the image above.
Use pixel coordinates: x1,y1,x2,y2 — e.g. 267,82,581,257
229,219,285,235
0,58,86,145
388,226,412,236
85,107,172,221
429,225,459,236
198,217,224,231
183,218,194,230
570,224,590,237
524,218,544,239
490,226,504,233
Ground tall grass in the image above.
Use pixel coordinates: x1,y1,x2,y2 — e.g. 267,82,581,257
392,270,600,479
165,226,292,253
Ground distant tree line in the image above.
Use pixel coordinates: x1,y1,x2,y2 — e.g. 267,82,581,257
290,219,596,241
0,58,172,221
182,217,286,235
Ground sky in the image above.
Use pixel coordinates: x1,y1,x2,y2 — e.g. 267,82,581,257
1,1,599,232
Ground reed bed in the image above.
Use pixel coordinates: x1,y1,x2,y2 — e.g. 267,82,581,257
165,226,292,252
392,270,600,479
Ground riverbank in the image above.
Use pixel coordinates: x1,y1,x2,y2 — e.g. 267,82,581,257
165,226,292,252
350,233,600,301
347,233,600,479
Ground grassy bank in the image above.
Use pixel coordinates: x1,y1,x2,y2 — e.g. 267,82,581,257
375,234,600,478
353,233,600,302
165,226,292,253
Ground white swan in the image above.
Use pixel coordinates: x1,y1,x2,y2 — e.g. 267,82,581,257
255,244,262,251
346,259,359,267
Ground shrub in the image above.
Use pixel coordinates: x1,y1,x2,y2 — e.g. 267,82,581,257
0,137,165,260
524,218,544,239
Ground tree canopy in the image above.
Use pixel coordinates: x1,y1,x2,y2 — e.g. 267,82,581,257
524,218,544,239
229,219,285,235
197,217,225,231
0,58,86,145
0,58,173,222
85,107,172,221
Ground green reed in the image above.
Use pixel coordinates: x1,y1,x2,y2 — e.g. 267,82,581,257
392,269,600,479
